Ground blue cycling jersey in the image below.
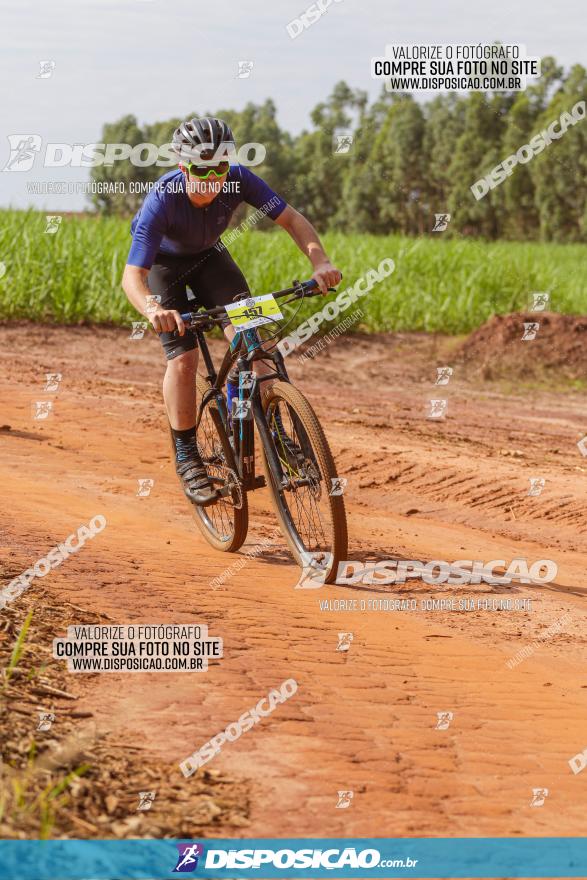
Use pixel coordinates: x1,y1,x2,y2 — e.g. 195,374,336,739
127,166,287,269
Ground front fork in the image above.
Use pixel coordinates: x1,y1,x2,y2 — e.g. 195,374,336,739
236,328,290,491
232,355,287,492
252,394,289,491
227,327,294,492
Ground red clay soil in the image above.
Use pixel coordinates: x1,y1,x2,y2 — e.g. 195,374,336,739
456,311,587,381
1,319,586,843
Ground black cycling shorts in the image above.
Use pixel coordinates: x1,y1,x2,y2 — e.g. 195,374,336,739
147,243,250,360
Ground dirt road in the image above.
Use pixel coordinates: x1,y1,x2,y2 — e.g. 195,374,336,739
1,322,586,839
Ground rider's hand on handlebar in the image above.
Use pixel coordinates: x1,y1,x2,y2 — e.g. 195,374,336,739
311,261,342,295
148,306,186,336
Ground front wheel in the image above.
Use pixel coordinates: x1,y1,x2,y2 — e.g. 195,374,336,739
185,374,249,553
261,381,348,584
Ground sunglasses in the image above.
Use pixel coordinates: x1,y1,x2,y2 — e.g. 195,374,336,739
184,161,230,179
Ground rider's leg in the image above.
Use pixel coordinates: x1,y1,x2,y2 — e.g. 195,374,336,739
163,350,217,506
163,348,199,430
147,253,217,506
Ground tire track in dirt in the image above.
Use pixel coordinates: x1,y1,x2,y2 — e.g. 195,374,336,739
1,324,586,840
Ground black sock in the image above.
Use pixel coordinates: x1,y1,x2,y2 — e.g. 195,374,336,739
171,426,200,463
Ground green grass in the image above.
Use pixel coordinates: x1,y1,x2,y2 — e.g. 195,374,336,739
0,209,585,333
0,743,90,839
3,608,33,685
0,610,90,838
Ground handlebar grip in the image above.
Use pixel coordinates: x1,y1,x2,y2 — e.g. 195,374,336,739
303,274,343,294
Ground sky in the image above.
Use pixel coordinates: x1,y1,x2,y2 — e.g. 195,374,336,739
1,0,585,209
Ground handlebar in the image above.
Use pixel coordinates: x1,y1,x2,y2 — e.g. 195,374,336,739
178,278,326,329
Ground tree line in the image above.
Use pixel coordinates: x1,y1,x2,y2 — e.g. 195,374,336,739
91,57,587,241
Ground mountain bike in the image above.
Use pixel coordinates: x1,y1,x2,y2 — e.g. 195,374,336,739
178,279,348,584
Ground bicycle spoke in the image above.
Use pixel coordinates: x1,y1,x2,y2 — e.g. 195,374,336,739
197,399,237,540
268,401,333,556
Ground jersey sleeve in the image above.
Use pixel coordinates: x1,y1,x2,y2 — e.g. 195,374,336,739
238,166,287,219
127,188,168,269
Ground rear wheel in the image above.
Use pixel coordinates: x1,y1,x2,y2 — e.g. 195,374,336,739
180,375,248,552
261,381,347,584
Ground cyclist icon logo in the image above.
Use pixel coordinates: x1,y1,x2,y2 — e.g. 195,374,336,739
44,215,62,234
3,134,42,172
173,843,204,873
336,632,353,652
336,790,354,809
578,436,587,457
522,322,539,341
329,477,347,496
237,61,254,79
37,711,55,732
130,322,148,340
427,399,447,420
334,134,353,154
33,401,53,420
432,213,451,232
232,398,252,420
435,711,453,730
528,477,545,497
530,292,549,311
44,372,62,392
239,371,256,391
435,367,453,386
295,552,333,589
36,60,56,79
137,791,156,811
145,294,162,314
530,788,548,807
137,478,155,497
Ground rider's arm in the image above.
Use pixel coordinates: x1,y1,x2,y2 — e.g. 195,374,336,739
122,265,185,335
274,205,342,294
123,188,185,334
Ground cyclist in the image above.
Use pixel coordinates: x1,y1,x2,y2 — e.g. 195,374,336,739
122,116,341,506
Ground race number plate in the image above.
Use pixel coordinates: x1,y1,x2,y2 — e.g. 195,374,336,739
225,294,283,330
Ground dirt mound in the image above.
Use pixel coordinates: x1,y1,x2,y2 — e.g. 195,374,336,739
456,312,587,381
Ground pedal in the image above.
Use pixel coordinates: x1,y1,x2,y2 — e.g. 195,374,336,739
189,489,220,508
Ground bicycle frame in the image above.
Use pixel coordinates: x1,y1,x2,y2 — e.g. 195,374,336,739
194,325,291,493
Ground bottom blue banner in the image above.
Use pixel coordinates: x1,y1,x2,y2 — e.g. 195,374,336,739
0,837,585,879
